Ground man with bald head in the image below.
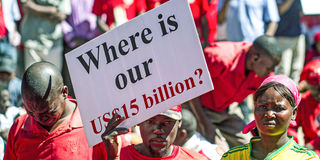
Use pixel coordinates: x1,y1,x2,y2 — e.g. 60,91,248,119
4,61,105,159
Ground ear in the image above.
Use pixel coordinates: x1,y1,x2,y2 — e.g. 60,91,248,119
253,52,260,62
178,120,182,128
179,129,188,139
62,86,68,98
291,107,298,120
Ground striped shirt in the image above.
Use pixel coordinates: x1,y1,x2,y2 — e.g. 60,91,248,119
221,136,319,160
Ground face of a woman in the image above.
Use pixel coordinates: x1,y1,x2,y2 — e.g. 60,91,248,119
315,42,320,53
254,87,296,137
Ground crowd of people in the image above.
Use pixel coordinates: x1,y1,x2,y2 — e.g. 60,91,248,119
0,0,320,159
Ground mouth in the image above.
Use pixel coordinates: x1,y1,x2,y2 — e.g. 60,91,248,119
151,138,167,143
263,121,276,127
150,138,167,147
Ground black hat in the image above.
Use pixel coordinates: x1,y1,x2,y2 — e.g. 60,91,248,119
181,109,197,132
0,57,15,74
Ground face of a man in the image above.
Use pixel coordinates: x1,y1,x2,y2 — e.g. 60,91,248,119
139,115,180,157
254,87,295,137
0,72,10,84
315,42,320,53
24,93,65,128
0,89,11,114
309,84,320,101
252,54,277,77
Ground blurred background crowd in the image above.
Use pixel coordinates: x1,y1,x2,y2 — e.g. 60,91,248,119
0,0,319,159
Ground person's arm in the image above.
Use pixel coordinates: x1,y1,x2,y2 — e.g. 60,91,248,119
305,137,320,150
265,21,278,36
189,97,216,143
22,0,67,22
0,129,9,141
263,0,280,36
101,113,129,160
217,0,231,24
96,16,110,33
277,0,295,15
298,80,309,92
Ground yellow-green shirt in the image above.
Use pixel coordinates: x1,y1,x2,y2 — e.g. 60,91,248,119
221,137,319,160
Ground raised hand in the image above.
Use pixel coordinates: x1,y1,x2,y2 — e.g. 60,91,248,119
101,113,129,160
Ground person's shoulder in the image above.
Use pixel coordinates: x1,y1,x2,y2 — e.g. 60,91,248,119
301,91,312,100
221,143,250,159
13,113,28,123
7,114,28,135
178,146,208,160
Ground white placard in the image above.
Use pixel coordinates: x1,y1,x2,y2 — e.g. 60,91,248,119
301,0,320,15
65,0,213,147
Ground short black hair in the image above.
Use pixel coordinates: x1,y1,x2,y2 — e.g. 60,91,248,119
254,82,296,108
180,109,197,136
253,35,282,61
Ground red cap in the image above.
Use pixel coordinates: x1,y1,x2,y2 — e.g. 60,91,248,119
314,32,320,43
159,105,182,120
300,59,320,86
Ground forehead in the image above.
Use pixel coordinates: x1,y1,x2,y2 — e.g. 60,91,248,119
256,87,289,104
24,94,61,113
0,71,10,76
143,115,175,122
0,90,9,97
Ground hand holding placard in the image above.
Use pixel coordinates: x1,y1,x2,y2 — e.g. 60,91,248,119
90,68,206,134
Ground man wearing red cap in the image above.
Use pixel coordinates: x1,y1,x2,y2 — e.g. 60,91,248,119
101,105,207,159
294,59,320,155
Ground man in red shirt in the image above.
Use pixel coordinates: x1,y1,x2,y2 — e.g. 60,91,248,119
295,59,320,155
4,62,105,159
190,35,282,150
101,105,207,159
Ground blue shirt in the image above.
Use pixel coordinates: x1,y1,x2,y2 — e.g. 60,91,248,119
275,0,302,37
225,0,280,42
8,77,22,107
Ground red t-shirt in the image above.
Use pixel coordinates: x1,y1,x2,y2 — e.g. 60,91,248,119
120,145,207,159
144,0,168,11
201,42,267,112
189,0,209,43
295,91,320,154
206,0,218,43
0,6,7,38
4,99,106,160
92,0,145,26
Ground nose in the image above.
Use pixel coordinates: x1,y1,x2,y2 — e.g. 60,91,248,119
265,110,276,119
153,123,165,135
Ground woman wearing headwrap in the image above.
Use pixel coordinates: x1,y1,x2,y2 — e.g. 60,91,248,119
294,59,320,156
221,75,319,160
